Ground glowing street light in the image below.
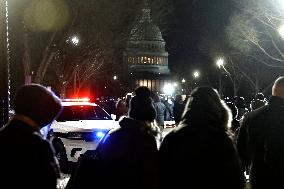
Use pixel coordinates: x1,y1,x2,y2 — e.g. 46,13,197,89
71,36,79,46
163,84,175,95
216,58,225,97
278,25,284,39
182,78,186,83
278,0,284,10
216,58,224,68
113,75,117,80
193,71,200,78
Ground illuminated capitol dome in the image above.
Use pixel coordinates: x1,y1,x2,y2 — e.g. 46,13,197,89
124,1,171,92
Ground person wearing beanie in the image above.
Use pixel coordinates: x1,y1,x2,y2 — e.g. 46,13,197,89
68,86,159,189
0,84,62,189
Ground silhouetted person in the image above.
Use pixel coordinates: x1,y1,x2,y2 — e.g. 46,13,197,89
234,96,248,120
173,94,185,125
0,84,62,189
152,94,166,131
159,86,245,189
226,101,240,134
250,93,267,111
163,98,173,121
115,99,128,121
237,77,284,189
68,86,159,189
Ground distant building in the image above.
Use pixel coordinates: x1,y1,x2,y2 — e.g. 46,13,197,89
123,1,171,93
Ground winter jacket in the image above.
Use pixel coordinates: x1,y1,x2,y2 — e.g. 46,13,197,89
154,101,166,128
97,117,159,189
173,101,185,124
0,119,60,189
159,123,245,189
163,101,173,121
237,96,284,189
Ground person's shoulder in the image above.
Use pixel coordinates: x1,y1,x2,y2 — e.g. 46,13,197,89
30,132,54,153
244,104,268,118
163,124,189,141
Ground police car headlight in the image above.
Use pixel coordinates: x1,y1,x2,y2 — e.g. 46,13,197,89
67,132,83,139
84,131,107,141
93,131,106,139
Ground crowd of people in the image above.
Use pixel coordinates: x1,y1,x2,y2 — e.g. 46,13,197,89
1,76,284,189
97,92,187,132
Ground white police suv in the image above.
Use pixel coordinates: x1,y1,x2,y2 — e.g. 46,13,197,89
49,98,119,172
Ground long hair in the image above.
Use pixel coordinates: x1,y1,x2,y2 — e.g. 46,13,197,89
181,86,232,132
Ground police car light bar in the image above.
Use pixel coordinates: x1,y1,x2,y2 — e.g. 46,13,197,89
62,98,90,102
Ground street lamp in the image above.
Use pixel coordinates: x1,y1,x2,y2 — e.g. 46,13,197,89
163,83,175,96
181,78,186,83
71,36,79,46
216,58,224,68
113,75,117,80
193,71,200,78
67,35,80,46
216,58,225,97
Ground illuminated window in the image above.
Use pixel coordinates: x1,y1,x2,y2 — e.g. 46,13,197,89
143,79,147,86
143,57,147,64
139,80,144,86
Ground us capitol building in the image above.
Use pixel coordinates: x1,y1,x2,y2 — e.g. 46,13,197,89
123,1,172,93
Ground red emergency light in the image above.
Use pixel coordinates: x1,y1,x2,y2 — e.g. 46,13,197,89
62,98,90,102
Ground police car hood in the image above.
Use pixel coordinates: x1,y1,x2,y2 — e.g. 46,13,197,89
51,120,119,133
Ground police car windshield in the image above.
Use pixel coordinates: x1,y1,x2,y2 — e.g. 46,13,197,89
56,105,112,121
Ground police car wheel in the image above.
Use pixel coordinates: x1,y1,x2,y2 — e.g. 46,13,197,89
53,141,68,173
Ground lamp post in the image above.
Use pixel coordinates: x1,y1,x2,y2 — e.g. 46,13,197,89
181,78,186,94
0,0,9,127
216,58,224,97
193,70,200,87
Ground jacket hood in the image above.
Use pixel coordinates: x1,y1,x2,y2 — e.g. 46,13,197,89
119,117,159,136
181,87,232,132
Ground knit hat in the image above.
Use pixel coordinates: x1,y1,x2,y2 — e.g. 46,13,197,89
129,87,156,122
14,84,62,127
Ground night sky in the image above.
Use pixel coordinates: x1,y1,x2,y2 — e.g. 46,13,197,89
165,0,235,79
6,0,238,98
